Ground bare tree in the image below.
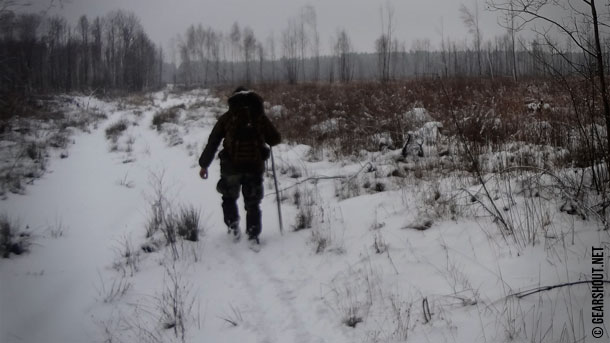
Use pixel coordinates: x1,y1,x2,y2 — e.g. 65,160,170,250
489,0,610,192
389,38,401,79
376,2,394,83
242,26,256,85
302,5,320,82
229,22,240,83
460,1,483,76
257,42,264,83
207,29,222,84
411,39,431,77
334,28,353,83
46,15,67,89
439,19,449,78
297,6,310,82
90,16,103,87
282,18,299,84
266,32,277,82
76,15,90,88
195,25,207,85
489,0,524,81
184,25,198,84
176,34,191,86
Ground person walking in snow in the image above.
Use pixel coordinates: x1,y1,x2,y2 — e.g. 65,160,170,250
198,87,281,248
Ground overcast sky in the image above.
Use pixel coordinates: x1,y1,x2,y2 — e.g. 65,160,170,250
31,0,508,54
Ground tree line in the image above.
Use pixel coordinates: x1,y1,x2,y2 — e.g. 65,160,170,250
1,2,610,91
0,8,163,94
171,3,610,87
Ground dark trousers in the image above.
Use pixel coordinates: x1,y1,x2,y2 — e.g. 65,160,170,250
216,172,264,238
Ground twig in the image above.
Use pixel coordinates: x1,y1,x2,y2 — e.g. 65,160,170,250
422,297,432,324
498,166,607,229
265,161,373,196
509,280,610,299
386,249,400,275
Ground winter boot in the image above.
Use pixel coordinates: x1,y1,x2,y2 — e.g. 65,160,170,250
248,235,261,252
247,224,260,251
227,221,241,242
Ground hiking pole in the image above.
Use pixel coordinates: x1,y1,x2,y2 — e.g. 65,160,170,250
270,147,284,235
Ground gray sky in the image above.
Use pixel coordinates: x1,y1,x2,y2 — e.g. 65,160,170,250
31,0,508,54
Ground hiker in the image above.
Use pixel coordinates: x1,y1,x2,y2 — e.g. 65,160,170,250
198,87,281,248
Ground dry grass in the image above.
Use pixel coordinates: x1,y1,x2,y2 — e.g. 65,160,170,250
105,119,129,142
215,78,601,169
0,214,30,258
152,105,184,131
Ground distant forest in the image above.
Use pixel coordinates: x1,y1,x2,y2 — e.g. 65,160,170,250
1,2,610,94
0,9,162,93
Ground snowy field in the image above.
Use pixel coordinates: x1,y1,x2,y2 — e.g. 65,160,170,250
1,89,608,343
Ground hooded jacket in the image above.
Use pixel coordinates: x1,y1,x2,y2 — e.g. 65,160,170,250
199,90,281,174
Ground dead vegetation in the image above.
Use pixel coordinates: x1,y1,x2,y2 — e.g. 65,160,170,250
216,78,609,231
0,95,107,197
216,78,599,170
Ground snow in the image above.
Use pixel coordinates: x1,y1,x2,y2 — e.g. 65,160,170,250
267,104,286,119
311,118,340,135
1,90,607,343
404,107,433,124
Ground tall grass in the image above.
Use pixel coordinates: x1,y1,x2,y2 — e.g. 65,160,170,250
216,79,584,162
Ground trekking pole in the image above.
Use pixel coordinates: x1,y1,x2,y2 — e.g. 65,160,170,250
270,148,284,235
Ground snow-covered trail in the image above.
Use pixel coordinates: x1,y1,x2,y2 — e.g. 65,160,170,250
0,110,148,342
0,94,339,343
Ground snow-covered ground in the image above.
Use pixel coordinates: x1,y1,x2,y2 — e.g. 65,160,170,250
1,89,607,343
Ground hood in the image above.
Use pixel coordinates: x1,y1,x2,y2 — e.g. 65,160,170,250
227,90,264,117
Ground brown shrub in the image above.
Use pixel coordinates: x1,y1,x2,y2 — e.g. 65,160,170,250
212,77,599,168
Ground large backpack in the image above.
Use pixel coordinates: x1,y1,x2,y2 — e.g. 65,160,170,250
224,106,267,168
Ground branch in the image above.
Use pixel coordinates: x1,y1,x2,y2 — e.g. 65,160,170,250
493,0,598,57
509,280,610,298
534,30,590,80
265,161,374,196
494,165,609,228
444,99,512,235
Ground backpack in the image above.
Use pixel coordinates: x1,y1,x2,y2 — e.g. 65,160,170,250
224,106,268,168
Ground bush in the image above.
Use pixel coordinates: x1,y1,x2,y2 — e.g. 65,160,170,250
0,214,30,258
294,206,314,231
112,236,140,277
160,206,202,245
159,263,195,340
142,194,203,258
293,187,315,231
335,178,361,200
176,205,201,242
311,228,330,254
152,105,183,131
214,78,583,168
105,119,129,142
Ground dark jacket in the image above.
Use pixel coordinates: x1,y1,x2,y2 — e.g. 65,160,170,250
199,91,281,174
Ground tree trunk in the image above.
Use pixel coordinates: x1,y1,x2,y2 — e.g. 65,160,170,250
591,0,610,163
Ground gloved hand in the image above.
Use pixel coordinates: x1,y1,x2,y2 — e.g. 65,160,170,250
199,168,208,179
